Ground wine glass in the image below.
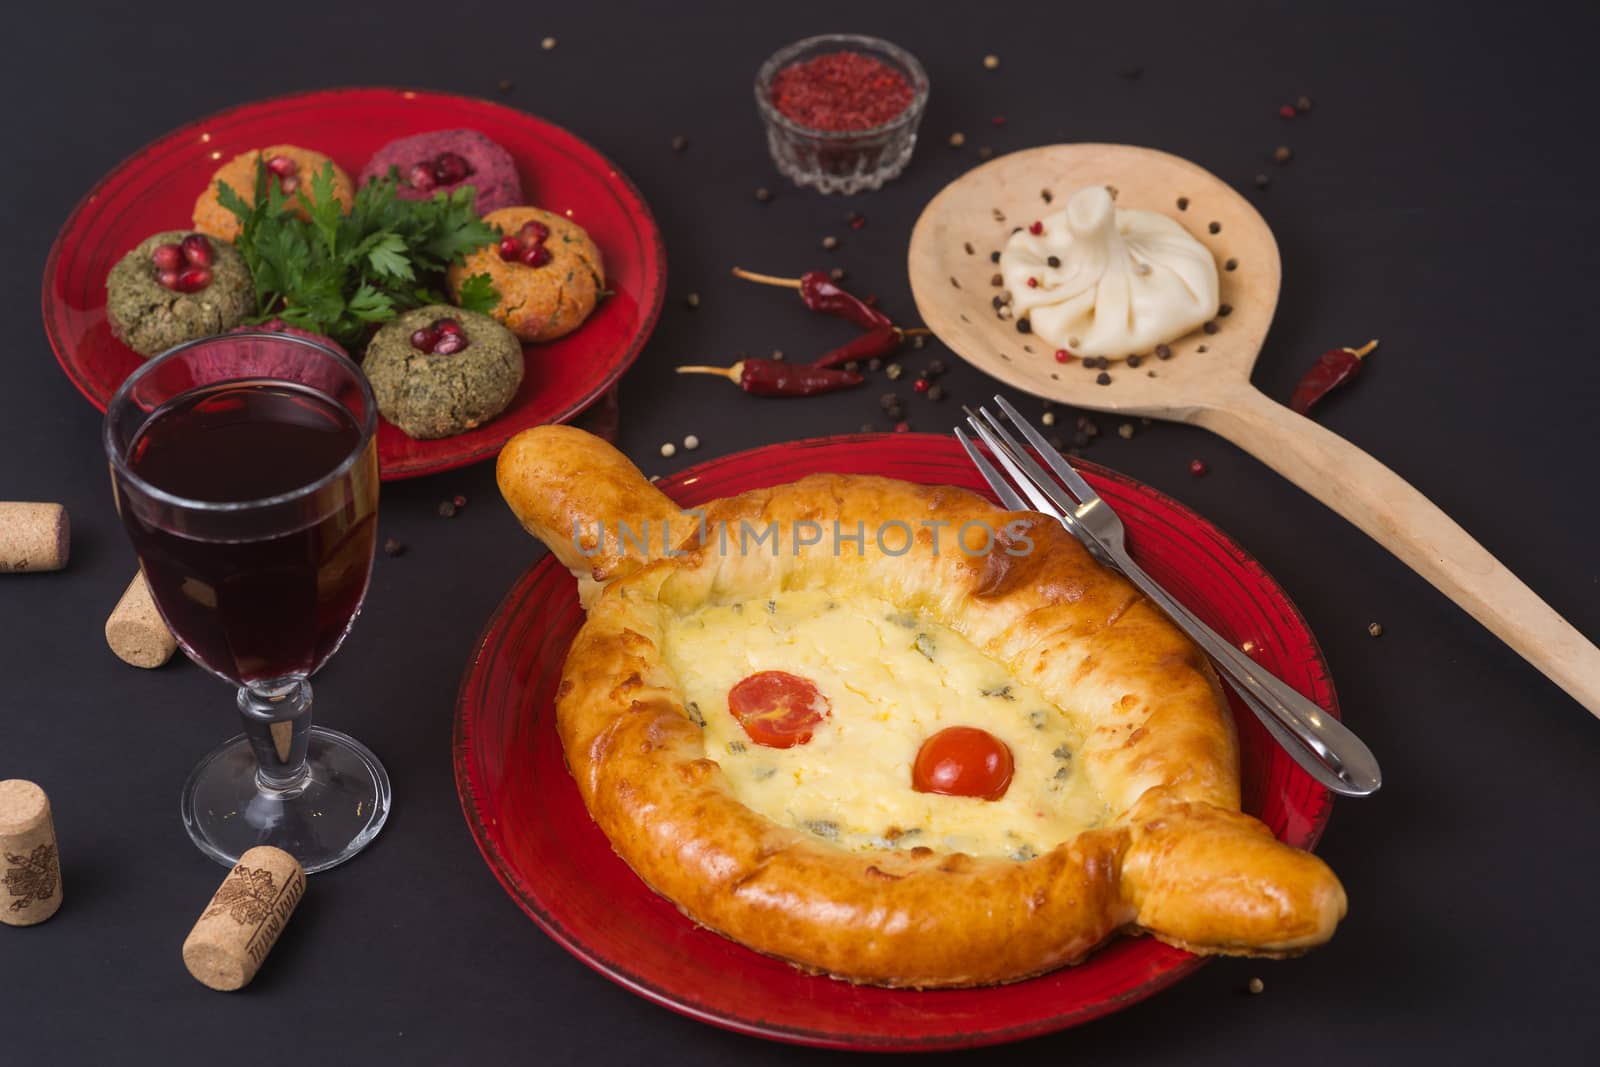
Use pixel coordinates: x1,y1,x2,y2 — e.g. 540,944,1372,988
104,332,390,873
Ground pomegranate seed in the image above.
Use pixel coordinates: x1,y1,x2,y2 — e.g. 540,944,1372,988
266,155,298,176
849,215,867,230
156,269,180,290
432,152,472,184
151,243,184,271
435,318,464,337
1028,220,1043,235
913,378,930,393
432,333,468,355
407,163,438,191
173,268,212,293
520,245,552,268
519,220,550,243
1026,277,1039,288
894,421,910,433
1054,349,1073,363
498,236,522,261
180,234,214,268
279,175,300,195
410,327,440,351
1278,104,1296,119
1189,459,1208,477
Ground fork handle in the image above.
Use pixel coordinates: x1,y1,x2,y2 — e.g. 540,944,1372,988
1194,385,1600,717
1109,547,1383,795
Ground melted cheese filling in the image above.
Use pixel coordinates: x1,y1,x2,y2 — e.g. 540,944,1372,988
661,590,1108,858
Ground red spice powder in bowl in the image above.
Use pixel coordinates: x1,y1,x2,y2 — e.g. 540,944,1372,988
755,34,929,195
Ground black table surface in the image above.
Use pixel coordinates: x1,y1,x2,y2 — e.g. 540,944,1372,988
5,1,1598,1062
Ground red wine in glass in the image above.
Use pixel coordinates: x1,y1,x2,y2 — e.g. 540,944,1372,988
122,381,377,684
105,332,390,874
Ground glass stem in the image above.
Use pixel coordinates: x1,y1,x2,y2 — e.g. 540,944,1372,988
238,678,314,791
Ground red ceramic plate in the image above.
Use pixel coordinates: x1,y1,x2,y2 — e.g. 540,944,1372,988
41,87,665,480
454,434,1337,1050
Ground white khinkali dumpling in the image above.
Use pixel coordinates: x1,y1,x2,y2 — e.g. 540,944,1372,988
1000,186,1218,359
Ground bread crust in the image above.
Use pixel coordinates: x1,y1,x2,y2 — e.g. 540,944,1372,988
499,426,1346,987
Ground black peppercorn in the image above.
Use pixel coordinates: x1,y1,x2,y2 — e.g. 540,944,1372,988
1095,371,1112,385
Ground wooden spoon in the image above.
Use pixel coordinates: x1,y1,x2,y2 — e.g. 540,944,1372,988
908,143,1600,717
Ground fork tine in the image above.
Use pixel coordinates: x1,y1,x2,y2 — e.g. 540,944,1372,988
963,416,1064,518
992,394,1102,505
970,407,1085,520
953,426,1029,511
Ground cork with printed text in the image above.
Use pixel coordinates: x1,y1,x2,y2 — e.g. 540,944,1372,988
182,846,305,991
0,779,63,925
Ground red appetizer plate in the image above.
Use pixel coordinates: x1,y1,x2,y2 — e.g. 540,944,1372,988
454,434,1337,1050
41,87,665,480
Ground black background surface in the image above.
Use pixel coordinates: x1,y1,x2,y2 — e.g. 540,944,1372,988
4,1,1599,1063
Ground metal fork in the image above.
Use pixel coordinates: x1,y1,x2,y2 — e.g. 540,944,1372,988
957,395,1382,797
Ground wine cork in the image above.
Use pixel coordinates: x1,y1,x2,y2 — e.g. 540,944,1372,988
106,571,178,668
182,846,305,991
0,779,63,925
0,502,69,573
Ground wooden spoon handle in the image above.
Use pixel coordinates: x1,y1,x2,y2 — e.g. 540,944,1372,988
1193,385,1600,717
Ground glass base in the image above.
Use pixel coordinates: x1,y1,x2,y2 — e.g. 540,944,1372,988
180,726,391,874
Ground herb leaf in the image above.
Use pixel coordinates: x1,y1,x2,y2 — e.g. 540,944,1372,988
364,233,414,283
454,273,500,315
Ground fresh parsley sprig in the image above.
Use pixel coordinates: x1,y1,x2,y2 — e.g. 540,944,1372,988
219,160,501,351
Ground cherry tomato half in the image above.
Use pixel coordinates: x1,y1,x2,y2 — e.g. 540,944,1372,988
728,670,830,748
912,726,1014,801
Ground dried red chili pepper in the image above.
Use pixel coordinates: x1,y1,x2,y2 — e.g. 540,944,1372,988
808,324,942,370
807,324,900,369
1289,339,1378,415
676,358,864,398
732,267,891,330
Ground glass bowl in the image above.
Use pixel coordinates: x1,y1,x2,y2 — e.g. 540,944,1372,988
755,34,929,195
